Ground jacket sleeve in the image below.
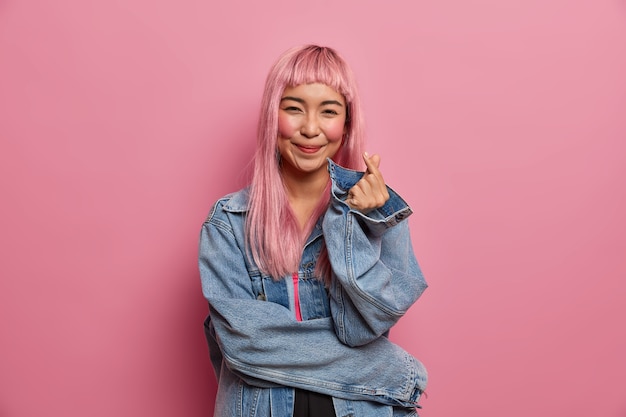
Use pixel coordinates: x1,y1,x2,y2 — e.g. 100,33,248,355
199,211,426,408
323,161,428,347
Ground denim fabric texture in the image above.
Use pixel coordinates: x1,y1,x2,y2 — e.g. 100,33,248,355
199,159,428,417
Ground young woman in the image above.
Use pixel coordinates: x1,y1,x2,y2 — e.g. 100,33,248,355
199,45,428,417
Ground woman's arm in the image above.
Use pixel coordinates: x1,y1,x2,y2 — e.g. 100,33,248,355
324,160,428,347
199,211,426,407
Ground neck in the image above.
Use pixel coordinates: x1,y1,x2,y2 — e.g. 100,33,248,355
281,168,329,231
281,167,329,202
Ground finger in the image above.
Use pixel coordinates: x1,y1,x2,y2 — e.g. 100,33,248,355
361,176,389,206
347,181,369,210
351,179,373,202
346,189,364,210
362,153,386,192
363,152,381,175
349,179,388,211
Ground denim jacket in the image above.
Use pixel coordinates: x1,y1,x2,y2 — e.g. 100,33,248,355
199,160,428,417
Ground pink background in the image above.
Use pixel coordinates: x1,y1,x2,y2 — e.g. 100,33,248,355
1,0,625,416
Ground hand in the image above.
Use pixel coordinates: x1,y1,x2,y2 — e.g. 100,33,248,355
346,152,390,213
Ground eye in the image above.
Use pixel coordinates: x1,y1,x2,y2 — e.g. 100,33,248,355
283,106,303,113
322,109,339,116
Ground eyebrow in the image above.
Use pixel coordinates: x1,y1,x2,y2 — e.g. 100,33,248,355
280,96,344,107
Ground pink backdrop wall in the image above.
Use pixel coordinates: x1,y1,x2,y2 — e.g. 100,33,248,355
1,1,625,416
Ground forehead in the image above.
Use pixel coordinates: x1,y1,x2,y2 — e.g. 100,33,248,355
281,83,345,105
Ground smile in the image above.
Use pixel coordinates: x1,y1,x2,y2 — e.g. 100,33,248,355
295,144,323,154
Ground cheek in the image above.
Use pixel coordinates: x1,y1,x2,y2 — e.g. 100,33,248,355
324,120,346,142
277,115,297,138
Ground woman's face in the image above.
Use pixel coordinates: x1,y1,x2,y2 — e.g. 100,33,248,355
277,83,347,179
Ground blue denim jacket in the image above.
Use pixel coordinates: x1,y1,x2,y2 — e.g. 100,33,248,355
199,160,428,417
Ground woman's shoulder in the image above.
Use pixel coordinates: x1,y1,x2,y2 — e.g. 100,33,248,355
204,187,250,223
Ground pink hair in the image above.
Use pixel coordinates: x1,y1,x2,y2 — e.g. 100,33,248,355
246,45,365,279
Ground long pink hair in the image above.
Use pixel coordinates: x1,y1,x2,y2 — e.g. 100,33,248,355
246,45,365,279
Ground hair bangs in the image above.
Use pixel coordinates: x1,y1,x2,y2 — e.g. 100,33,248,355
281,47,353,101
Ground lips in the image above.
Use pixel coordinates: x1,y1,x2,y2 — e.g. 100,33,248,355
295,144,322,154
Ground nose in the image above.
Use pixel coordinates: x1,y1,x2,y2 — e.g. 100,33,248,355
300,114,321,138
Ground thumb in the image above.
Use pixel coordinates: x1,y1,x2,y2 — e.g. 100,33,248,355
363,152,381,173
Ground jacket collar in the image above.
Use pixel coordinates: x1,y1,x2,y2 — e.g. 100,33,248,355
220,187,323,245
222,187,250,213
